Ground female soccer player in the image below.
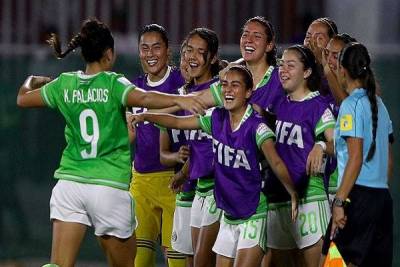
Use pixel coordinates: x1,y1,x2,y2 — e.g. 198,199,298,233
322,33,358,105
303,17,338,65
327,43,393,266
132,65,298,267
16,18,204,267
182,28,223,267
129,24,187,267
303,17,339,117
159,41,196,266
265,45,336,267
320,33,357,200
207,16,284,119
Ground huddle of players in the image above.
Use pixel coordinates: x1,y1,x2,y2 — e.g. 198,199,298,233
18,14,392,267
128,16,363,267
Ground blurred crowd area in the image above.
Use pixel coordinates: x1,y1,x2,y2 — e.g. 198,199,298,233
1,0,398,56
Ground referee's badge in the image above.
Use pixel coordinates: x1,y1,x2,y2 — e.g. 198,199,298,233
340,114,353,131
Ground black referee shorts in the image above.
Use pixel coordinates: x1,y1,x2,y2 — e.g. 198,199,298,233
322,184,393,267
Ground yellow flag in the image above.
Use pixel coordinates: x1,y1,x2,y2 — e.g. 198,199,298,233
323,242,347,267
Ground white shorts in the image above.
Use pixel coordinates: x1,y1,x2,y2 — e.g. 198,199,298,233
213,216,267,258
267,199,330,249
171,205,193,255
190,192,222,228
50,180,137,239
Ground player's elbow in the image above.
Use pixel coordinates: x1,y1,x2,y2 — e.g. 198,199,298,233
17,95,28,108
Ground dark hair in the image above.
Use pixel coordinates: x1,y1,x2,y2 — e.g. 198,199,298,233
331,33,357,46
138,23,169,48
340,43,377,161
243,16,277,66
286,45,321,91
226,65,254,90
314,17,338,38
185,27,221,77
48,18,114,63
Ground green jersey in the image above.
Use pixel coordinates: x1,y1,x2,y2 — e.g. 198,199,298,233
40,71,135,190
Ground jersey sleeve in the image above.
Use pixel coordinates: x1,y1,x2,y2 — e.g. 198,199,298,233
156,124,167,132
113,75,136,106
210,81,223,107
40,77,61,109
338,99,363,138
315,108,336,138
198,108,214,135
256,123,275,149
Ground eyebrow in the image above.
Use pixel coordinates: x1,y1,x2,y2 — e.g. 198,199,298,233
140,41,162,46
281,59,298,64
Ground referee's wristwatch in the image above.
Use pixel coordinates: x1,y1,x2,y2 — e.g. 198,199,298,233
332,197,346,208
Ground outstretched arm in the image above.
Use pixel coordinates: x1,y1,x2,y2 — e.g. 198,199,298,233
126,88,207,114
133,112,201,130
17,76,52,108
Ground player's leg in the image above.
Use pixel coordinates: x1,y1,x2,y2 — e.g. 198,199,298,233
172,204,195,267
49,180,90,267
301,239,323,267
235,246,264,267
51,220,87,267
297,199,330,266
97,233,136,267
233,215,267,267
130,171,161,267
157,172,187,267
216,255,234,267
89,181,138,267
267,203,297,267
260,250,273,267
193,193,221,267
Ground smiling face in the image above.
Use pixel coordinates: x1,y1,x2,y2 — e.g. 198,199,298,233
221,70,252,112
179,46,190,82
139,31,169,79
185,34,213,84
325,38,345,71
278,49,310,93
240,21,273,65
304,21,330,49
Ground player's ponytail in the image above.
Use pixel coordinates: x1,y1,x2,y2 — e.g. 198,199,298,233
340,43,377,161
48,33,82,59
48,18,114,63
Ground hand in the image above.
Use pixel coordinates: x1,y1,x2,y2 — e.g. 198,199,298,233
125,112,136,133
290,192,299,222
176,95,207,115
321,48,328,68
175,145,190,164
323,62,338,80
306,144,324,176
308,35,324,64
169,170,188,193
330,205,347,240
129,113,145,126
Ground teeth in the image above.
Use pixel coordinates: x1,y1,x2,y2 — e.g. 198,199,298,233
225,95,234,102
244,46,255,53
147,60,157,66
189,62,198,67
